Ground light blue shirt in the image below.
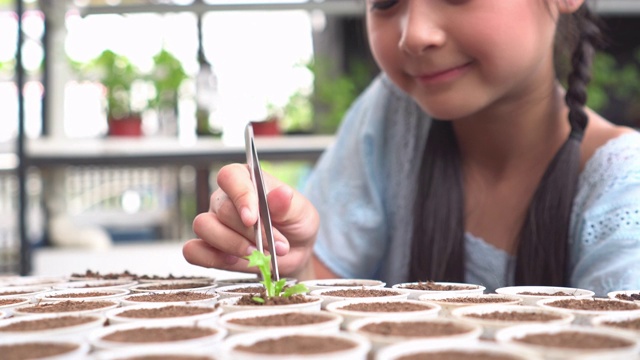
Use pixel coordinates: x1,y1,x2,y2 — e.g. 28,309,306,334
305,74,640,296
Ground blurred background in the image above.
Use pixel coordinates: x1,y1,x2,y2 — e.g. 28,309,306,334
0,0,638,276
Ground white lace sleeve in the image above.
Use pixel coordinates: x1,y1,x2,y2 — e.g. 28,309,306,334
570,131,640,296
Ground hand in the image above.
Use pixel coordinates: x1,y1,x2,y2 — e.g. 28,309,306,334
182,163,320,277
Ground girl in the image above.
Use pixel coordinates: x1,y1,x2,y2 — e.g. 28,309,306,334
183,0,640,296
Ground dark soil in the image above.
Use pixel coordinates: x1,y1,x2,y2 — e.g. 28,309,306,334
236,293,313,306
546,299,640,311
224,286,265,293
0,315,97,332
602,318,640,331
317,283,368,287
45,292,115,299
516,331,634,349
234,335,356,354
216,278,260,285
464,310,564,322
322,289,401,297
1,342,80,360
18,300,114,313
126,292,215,303
360,321,469,337
338,301,434,312
228,312,331,326
615,293,640,302
80,282,130,288
136,283,211,291
399,351,520,360
0,290,36,296
0,298,27,306
400,281,475,291
72,270,136,280
518,291,574,296
438,297,514,304
72,270,211,282
138,274,213,282
102,326,216,343
117,305,215,319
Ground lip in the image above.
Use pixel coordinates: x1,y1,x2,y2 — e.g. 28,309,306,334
414,62,472,85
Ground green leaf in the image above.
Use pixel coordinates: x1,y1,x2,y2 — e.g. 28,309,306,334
274,279,286,296
282,283,309,298
245,250,274,297
252,296,265,304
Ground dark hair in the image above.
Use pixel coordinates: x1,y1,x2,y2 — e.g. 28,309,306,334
409,4,602,285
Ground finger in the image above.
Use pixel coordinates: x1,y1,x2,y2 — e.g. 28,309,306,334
210,192,254,241
217,164,258,227
192,212,257,258
267,184,319,247
183,239,260,274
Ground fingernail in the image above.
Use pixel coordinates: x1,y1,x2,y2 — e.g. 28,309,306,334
224,255,239,265
241,207,253,225
275,241,288,256
246,245,257,256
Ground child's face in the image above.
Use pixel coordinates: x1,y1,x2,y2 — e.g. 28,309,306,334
366,0,560,120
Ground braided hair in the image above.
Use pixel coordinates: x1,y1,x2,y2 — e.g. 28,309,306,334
409,4,602,285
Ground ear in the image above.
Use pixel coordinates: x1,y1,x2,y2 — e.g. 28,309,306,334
556,0,586,14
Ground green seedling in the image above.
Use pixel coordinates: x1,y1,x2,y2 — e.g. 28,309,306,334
245,250,308,304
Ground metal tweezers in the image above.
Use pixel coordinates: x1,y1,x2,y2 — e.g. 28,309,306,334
244,123,280,281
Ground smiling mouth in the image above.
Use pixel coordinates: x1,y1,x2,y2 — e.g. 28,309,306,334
414,62,472,85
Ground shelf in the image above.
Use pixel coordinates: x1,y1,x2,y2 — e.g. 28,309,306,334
78,0,365,17
74,0,640,17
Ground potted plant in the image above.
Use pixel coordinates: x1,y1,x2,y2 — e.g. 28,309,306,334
218,251,321,312
80,50,143,136
147,48,188,136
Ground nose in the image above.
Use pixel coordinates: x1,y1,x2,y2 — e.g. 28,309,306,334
398,4,446,55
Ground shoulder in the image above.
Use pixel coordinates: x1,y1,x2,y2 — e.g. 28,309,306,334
575,117,640,215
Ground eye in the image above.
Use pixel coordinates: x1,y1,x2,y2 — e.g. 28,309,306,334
369,0,399,11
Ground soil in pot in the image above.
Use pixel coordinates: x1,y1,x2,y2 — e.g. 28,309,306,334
224,286,265,294
399,281,475,291
0,289,41,297
0,298,27,306
546,299,640,311
602,317,640,331
235,293,313,306
398,351,520,360
518,291,574,296
126,291,215,303
117,305,216,319
615,293,640,302
464,310,563,322
0,315,99,332
102,325,217,343
18,300,114,314
514,331,635,349
137,274,214,283
234,334,356,355
72,270,136,280
360,320,469,337
43,291,116,299
322,288,401,298
228,312,330,327
1,342,80,360
438,296,515,304
338,301,433,312
136,282,211,291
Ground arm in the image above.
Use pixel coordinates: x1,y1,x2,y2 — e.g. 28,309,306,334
570,133,640,296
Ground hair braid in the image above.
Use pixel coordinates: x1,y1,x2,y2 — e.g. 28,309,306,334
515,4,602,285
566,6,602,139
